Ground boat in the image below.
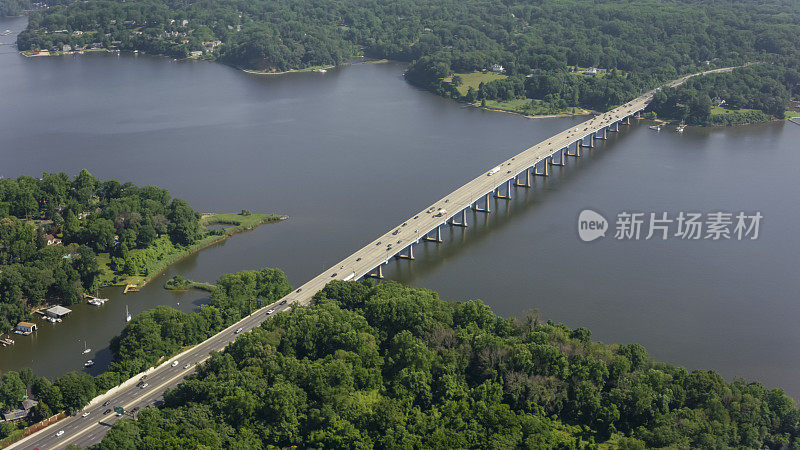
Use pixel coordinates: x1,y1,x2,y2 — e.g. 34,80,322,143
676,124,686,133
46,316,57,323
649,125,661,131
126,305,132,322
1,30,11,36
314,68,327,73
82,341,91,354
84,360,94,367
87,296,107,306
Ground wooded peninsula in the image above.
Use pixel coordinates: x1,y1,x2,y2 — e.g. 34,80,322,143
0,170,283,334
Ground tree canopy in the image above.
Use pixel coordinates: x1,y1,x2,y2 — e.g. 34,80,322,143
95,280,800,449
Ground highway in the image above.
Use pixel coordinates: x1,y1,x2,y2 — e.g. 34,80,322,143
9,67,737,450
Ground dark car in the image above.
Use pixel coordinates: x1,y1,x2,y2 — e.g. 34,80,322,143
103,409,111,415
102,401,110,407
331,273,337,277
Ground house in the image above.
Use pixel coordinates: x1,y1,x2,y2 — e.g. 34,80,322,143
44,305,72,319
712,96,726,107
91,43,102,49
72,30,82,36
1,399,38,422
62,44,71,52
44,234,61,246
15,322,36,334
189,50,203,57
584,67,597,75
491,64,504,73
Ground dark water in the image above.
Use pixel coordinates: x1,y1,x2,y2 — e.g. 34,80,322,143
1,16,799,397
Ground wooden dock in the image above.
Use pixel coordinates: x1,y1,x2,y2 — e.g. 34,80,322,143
123,284,139,294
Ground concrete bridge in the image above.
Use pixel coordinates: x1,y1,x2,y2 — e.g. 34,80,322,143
10,66,739,450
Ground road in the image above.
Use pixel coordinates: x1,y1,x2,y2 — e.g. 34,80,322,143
9,66,737,450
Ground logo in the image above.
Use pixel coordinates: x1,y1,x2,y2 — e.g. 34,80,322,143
578,209,608,242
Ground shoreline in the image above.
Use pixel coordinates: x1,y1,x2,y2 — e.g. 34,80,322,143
103,213,287,291
473,103,595,119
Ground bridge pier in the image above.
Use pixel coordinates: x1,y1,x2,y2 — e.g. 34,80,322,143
366,265,384,279
472,193,492,213
608,121,619,132
578,135,594,149
514,170,531,187
566,143,581,157
449,209,468,227
624,116,631,125
423,225,443,243
549,149,565,166
534,158,550,176
494,179,512,199
396,244,414,260
595,128,607,140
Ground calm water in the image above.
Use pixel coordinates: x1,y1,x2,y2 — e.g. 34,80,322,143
1,16,799,397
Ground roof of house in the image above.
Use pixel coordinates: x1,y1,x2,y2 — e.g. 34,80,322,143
16,322,36,328
2,409,28,421
20,399,38,410
46,305,72,316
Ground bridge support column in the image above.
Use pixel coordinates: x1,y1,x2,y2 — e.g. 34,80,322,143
396,244,414,260
514,170,531,187
608,121,619,132
534,159,550,176
595,128,607,140
566,143,581,157
624,116,631,125
366,265,384,279
449,209,468,227
494,180,512,199
423,225,442,243
549,149,565,166
578,135,594,149
472,193,491,213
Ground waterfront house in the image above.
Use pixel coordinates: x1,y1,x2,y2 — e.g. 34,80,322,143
62,44,71,52
44,305,72,319
491,64,504,73
15,322,36,334
1,399,38,422
190,50,203,57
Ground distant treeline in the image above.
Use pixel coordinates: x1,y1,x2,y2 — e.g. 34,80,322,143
92,280,800,448
12,0,800,116
0,171,200,333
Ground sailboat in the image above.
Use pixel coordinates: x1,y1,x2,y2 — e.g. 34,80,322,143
82,341,91,354
126,305,132,322
84,360,94,367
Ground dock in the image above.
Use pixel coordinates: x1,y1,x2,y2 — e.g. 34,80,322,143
123,285,139,294
788,118,800,126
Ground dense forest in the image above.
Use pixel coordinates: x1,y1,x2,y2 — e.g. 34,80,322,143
11,0,800,120
0,267,291,442
89,280,800,448
0,171,200,333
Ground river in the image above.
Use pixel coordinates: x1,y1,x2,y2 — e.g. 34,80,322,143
1,16,799,397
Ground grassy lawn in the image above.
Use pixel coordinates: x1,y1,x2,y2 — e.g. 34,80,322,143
785,108,800,118
710,106,762,116
480,99,588,117
444,71,507,96
97,212,285,289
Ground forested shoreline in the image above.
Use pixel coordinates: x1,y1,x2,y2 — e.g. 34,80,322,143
95,280,800,448
1,276,798,447
0,171,220,334
9,0,800,123
0,267,292,444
